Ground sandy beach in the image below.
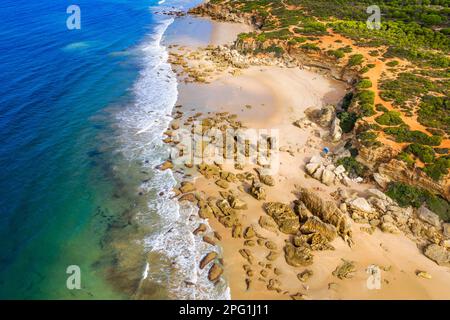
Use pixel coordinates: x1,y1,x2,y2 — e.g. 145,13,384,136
161,14,450,300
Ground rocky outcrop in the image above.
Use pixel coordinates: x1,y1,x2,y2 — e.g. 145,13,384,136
443,223,450,238
304,155,352,187
305,105,335,127
258,216,279,234
424,244,450,267
284,243,314,267
332,259,356,279
264,202,300,234
297,187,352,242
417,205,441,227
300,216,337,242
330,117,343,142
357,143,396,170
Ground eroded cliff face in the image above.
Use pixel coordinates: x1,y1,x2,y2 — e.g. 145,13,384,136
377,159,450,201
190,2,358,83
189,2,265,27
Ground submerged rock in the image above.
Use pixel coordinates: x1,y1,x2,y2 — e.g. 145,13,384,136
159,160,173,170
179,181,195,193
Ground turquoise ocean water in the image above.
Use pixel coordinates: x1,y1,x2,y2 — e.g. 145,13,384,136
0,0,225,299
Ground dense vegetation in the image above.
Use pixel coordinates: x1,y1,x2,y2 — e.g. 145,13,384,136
386,182,450,222
383,126,442,146
375,110,404,126
418,95,450,136
336,156,368,177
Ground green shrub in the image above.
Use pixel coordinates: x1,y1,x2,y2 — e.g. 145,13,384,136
380,72,435,107
337,111,357,133
423,156,450,181
375,104,388,112
435,148,449,155
418,95,450,136
348,54,364,66
357,131,379,147
327,49,345,59
357,90,375,105
340,92,353,111
398,152,415,166
405,143,435,163
375,111,404,126
359,104,376,117
357,79,372,89
360,66,370,74
300,43,320,51
386,60,399,67
383,126,442,146
336,156,367,177
341,45,353,53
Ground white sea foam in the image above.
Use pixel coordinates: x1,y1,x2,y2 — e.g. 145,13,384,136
62,41,91,51
116,14,230,300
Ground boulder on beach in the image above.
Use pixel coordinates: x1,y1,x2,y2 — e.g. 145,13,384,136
300,216,337,242
264,202,300,234
180,181,195,193
297,188,352,242
208,263,223,282
424,244,450,266
250,181,266,200
215,179,229,189
417,205,441,227
159,160,173,171
200,252,217,269
284,243,314,267
258,216,279,234
332,259,356,279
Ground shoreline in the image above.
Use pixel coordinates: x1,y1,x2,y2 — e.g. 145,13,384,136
161,10,450,300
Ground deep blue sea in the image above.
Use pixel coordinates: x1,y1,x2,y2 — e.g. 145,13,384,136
0,0,223,299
